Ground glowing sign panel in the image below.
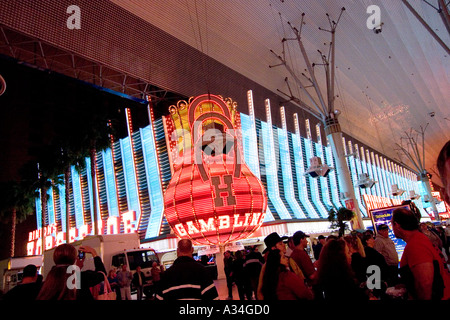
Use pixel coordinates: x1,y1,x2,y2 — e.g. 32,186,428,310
163,94,267,245
26,211,137,255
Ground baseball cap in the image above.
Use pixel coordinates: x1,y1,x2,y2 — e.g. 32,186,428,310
293,230,309,246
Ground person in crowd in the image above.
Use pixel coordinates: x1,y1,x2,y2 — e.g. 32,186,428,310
257,232,304,300
37,244,106,300
326,235,338,242
243,245,264,300
344,234,368,284
285,236,295,257
231,250,247,300
117,264,133,300
392,207,450,300
150,261,162,299
132,265,146,300
315,238,372,301
446,225,450,257
156,239,218,300
374,224,399,286
260,249,313,300
313,235,326,261
438,140,450,205
290,230,316,284
3,264,42,300
361,233,389,298
107,268,120,300
420,222,443,250
438,140,450,258
223,250,234,300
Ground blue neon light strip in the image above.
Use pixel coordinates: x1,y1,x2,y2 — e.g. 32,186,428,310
58,183,67,232
102,149,119,217
261,121,291,220
241,114,261,178
303,137,328,218
375,157,387,198
85,157,97,229
314,142,333,210
71,166,84,229
47,186,55,225
140,126,165,239
348,152,367,217
241,114,274,222
370,156,382,198
292,133,318,218
36,197,42,229
278,128,306,219
354,152,365,199
324,144,343,208
120,137,141,220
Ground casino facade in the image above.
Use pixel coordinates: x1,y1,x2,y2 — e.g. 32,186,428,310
26,90,435,255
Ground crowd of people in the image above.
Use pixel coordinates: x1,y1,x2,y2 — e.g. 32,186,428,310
0,243,165,301
221,210,450,301
1,210,449,301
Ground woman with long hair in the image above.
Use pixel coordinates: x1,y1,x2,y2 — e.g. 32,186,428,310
316,238,371,301
344,234,368,283
36,244,78,300
261,249,313,300
36,243,106,300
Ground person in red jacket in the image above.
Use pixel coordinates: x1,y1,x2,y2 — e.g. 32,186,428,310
260,249,313,300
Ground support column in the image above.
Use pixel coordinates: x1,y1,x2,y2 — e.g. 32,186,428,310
325,116,364,230
419,173,439,221
215,246,226,280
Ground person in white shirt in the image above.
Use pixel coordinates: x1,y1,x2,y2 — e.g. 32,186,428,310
374,224,399,286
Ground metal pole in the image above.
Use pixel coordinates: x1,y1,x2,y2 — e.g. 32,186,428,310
437,0,450,35
325,117,364,230
401,0,450,54
420,173,440,221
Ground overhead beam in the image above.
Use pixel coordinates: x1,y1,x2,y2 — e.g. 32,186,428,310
401,0,450,55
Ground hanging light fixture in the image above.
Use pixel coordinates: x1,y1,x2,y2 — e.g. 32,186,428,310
357,173,377,189
304,156,333,178
409,190,420,200
391,184,405,196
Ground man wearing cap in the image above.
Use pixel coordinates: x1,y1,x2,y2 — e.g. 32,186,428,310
257,232,305,300
374,224,399,286
313,235,326,261
290,231,316,284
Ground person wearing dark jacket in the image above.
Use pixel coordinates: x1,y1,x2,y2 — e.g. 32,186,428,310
3,264,42,300
156,239,218,300
132,266,146,300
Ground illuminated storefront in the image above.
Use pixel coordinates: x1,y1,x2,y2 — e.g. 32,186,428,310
28,91,426,255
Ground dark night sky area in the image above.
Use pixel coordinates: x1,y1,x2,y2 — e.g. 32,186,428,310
0,55,155,259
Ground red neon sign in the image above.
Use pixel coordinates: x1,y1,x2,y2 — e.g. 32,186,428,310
26,211,138,255
163,94,267,245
